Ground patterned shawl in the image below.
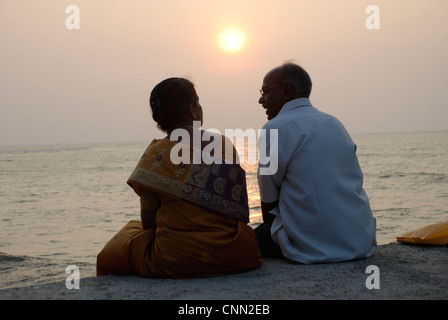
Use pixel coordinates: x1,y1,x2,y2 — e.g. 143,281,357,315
127,139,250,223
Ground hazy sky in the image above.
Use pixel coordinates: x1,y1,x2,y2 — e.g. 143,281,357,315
1,0,447,145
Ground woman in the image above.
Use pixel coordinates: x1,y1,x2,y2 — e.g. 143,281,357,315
97,78,262,278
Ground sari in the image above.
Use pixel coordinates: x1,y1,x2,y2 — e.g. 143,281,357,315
97,137,262,278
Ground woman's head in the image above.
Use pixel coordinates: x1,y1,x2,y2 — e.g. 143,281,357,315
149,78,203,133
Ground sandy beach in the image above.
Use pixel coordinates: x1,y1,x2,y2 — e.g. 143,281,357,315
1,243,447,301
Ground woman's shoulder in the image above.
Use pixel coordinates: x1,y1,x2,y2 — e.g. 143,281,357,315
147,138,174,147
140,138,174,155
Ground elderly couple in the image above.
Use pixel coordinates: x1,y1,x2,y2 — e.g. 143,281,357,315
96,63,377,278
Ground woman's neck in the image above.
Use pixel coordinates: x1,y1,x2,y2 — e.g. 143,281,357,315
167,121,201,134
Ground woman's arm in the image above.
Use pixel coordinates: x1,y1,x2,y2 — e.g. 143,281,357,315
140,207,157,230
139,194,160,230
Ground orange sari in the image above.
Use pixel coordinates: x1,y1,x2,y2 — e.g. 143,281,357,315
97,138,262,278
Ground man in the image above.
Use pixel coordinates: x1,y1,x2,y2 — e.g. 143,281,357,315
254,63,377,264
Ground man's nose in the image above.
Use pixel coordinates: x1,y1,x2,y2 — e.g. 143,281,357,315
258,96,264,104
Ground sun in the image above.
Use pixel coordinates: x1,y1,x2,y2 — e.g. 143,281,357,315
218,27,246,53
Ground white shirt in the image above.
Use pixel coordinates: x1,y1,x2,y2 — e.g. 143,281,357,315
258,98,377,264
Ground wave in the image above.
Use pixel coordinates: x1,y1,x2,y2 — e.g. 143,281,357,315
378,172,447,181
378,174,406,179
0,252,28,263
0,252,95,290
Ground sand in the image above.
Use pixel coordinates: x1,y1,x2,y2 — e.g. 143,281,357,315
1,243,447,300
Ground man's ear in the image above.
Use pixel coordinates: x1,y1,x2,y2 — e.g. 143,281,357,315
282,83,293,100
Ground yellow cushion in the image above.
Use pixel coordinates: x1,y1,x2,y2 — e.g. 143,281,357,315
396,221,448,246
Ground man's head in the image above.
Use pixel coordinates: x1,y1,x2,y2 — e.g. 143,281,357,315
259,63,312,120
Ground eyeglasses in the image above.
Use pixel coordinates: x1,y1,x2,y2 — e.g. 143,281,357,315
259,83,283,97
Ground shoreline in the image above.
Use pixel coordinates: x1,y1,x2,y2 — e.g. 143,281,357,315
1,243,447,300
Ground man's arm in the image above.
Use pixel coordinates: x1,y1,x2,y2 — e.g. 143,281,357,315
261,200,278,224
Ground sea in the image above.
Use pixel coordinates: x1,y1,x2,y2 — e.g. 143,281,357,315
1,131,448,290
